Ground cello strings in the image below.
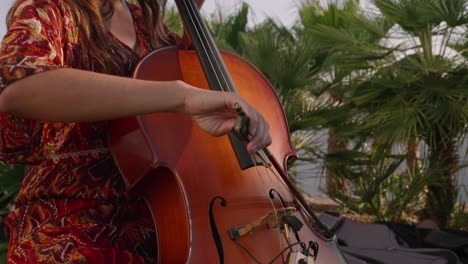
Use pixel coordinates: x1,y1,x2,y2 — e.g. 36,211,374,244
250,155,286,255
269,167,298,209
184,0,301,256
177,1,316,260
184,0,295,215
183,0,279,194
250,156,277,210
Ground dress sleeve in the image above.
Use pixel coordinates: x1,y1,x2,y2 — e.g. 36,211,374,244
0,0,68,164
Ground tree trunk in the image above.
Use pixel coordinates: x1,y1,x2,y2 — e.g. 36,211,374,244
407,138,421,174
426,135,458,228
326,128,349,197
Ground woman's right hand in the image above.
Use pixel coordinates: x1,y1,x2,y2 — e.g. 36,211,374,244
183,87,271,155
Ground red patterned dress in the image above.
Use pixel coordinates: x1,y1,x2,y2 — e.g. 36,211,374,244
0,0,178,263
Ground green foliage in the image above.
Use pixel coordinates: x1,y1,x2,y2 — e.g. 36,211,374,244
164,6,184,36
0,241,7,263
0,165,23,209
451,187,468,230
351,55,468,145
236,22,325,132
209,2,249,52
325,145,429,221
0,165,24,260
298,0,468,226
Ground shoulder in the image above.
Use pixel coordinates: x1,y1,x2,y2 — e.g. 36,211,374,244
7,0,75,39
8,0,70,22
6,0,77,45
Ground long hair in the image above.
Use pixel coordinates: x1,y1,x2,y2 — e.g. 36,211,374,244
66,0,172,74
8,0,170,74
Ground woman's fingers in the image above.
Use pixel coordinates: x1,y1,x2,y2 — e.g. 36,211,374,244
242,104,271,154
185,88,271,154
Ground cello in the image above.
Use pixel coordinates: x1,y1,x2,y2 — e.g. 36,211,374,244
109,0,348,263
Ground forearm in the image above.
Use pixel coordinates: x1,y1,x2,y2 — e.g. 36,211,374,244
0,68,196,122
0,63,272,154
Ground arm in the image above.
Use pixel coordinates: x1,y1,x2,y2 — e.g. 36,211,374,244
0,68,193,122
0,68,270,154
0,0,270,154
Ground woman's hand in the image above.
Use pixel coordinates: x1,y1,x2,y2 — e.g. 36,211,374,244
183,88,271,155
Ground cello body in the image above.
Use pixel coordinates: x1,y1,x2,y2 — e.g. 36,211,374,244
110,0,348,263
110,47,347,263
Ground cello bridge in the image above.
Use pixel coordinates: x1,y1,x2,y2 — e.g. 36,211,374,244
228,207,296,240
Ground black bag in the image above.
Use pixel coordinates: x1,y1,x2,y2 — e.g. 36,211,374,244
319,213,461,264
379,221,468,263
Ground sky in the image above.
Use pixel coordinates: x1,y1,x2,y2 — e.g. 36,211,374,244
200,0,301,27
0,0,302,39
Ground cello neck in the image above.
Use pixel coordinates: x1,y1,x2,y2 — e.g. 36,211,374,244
175,0,237,93
175,0,261,170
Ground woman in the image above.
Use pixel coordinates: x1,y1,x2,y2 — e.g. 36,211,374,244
0,0,271,262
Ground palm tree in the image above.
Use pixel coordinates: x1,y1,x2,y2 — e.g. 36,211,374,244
364,0,468,227
298,0,395,197
299,0,468,226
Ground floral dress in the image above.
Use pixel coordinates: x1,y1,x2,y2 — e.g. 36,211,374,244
0,0,179,263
